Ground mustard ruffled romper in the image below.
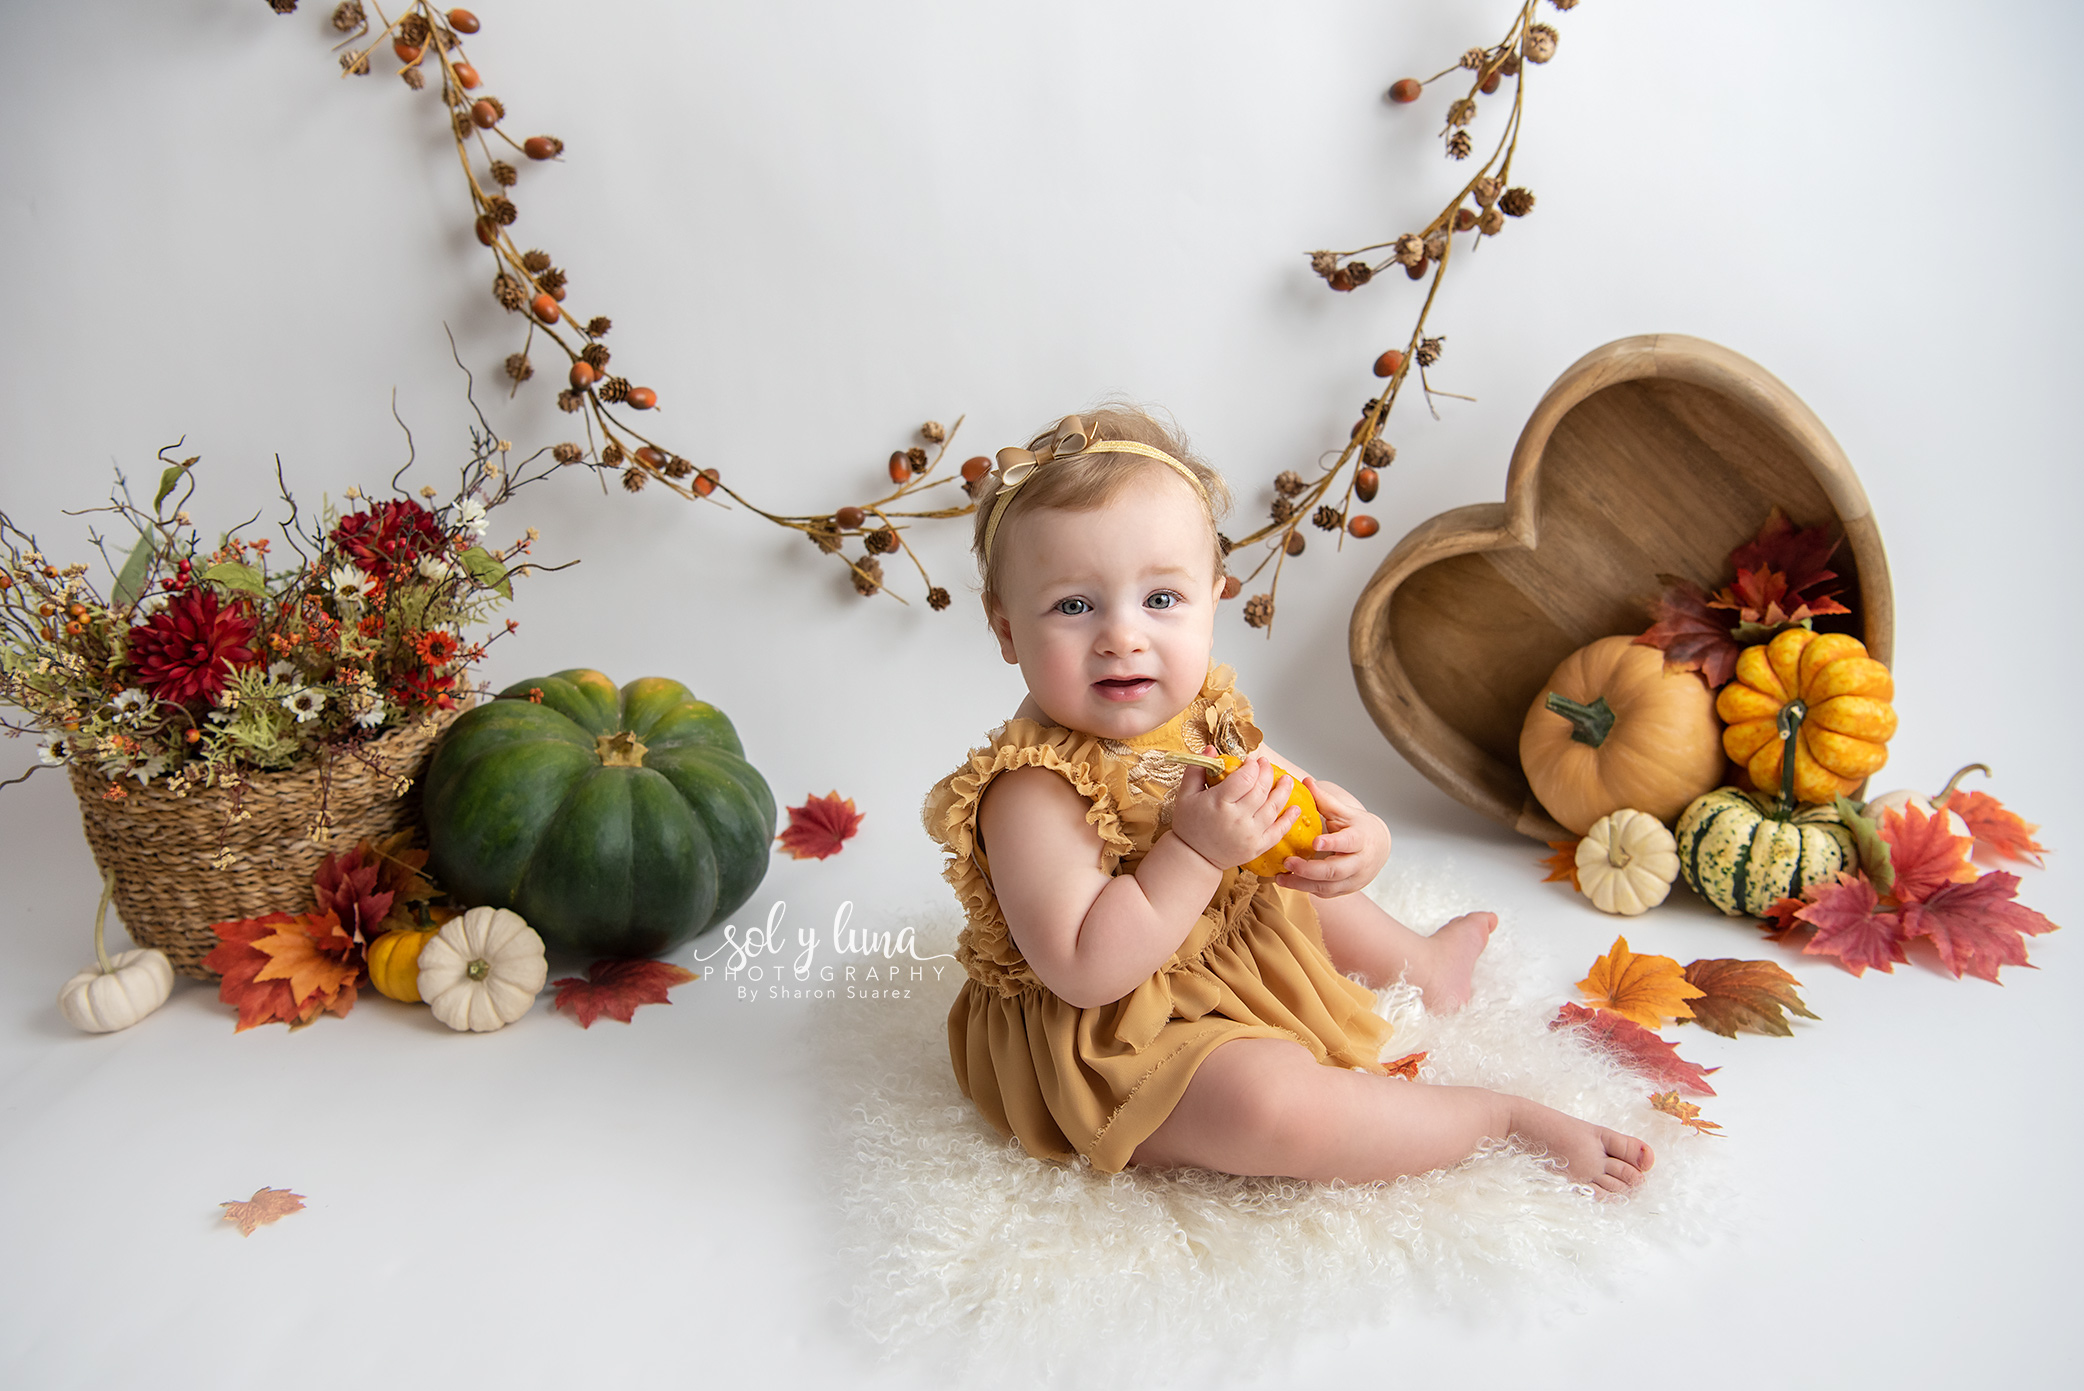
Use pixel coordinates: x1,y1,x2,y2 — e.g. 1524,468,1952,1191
920,664,1395,1173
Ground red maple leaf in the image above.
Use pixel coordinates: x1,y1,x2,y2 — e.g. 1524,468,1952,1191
1942,790,2048,867
1727,506,1845,613
1549,1002,1719,1096
1708,566,1851,629
1877,803,1977,906
777,790,864,861
1899,871,2057,984
312,844,394,946
1635,576,1742,688
1796,873,1908,976
552,958,698,1027
1759,895,1813,944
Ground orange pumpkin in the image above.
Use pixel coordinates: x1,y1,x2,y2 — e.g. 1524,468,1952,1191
1716,628,1895,804
1518,635,1725,835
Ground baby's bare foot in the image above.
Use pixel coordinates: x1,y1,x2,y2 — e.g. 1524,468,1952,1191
1415,911,1495,1013
1511,1100,1655,1197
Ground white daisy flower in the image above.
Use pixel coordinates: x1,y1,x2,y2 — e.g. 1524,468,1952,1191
454,498,489,539
266,660,298,686
133,753,169,787
283,688,327,723
38,734,72,765
356,696,387,730
110,688,150,721
416,554,454,582
331,565,375,603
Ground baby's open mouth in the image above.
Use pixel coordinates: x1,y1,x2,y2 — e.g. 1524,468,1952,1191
1095,677,1155,698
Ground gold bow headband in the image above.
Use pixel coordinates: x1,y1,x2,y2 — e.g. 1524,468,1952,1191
982,415,1209,561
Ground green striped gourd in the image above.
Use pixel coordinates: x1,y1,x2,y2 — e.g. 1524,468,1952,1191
1675,700,1854,917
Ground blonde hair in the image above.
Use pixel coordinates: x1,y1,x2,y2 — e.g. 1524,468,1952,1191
973,404,1233,609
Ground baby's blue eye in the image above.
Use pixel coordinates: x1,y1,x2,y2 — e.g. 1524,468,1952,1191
1054,598,1091,616
1146,591,1180,610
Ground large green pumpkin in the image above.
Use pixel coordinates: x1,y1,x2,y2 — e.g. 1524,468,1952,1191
423,670,775,958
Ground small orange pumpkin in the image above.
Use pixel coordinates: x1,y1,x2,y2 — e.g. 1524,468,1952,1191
1519,635,1725,835
1716,628,1895,805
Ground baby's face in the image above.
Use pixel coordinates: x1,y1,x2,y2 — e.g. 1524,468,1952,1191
986,466,1224,740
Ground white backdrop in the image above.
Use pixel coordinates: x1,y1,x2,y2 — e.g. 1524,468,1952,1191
2,1,2079,1387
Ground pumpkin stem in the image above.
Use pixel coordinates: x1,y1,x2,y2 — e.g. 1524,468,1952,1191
595,731,649,768
1932,763,1992,806
1163,750,1228,777
1774,699,1807,817
1544,693,1616,748
467,958,491,981
92,872,116,976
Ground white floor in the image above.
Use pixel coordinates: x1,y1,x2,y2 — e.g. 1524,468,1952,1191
2,1,2080,1387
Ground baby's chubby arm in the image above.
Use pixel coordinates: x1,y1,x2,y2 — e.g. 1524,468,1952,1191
977,756,1300,1009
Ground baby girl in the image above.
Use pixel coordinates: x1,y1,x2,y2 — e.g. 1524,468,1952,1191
921,406,1651,1193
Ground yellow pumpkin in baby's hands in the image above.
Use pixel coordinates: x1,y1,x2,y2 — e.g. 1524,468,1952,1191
1166,750,1325,878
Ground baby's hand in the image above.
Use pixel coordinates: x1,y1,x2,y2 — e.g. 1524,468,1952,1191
1170,747,1301,872
1272,776,1390,897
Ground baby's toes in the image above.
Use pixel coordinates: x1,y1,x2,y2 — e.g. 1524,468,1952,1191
1602,1128,1654,1174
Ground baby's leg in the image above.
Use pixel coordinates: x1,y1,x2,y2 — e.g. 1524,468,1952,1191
1312,891,1495,1012
1131,1037,1653,1193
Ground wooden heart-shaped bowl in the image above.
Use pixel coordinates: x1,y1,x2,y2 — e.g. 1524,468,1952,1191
1350,334,1893,842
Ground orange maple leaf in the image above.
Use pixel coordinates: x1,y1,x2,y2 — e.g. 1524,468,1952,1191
1538,840,1582,892
777,790,864,861
1681,957,1819,1038
252,912,362,1014
1649,1090,1724,1136
205,911,360,1031
1877,803,1977,905
1380,1050,1428,1080
1942,789,2048,867
219,1187,305,1236
1577,935,1704,1030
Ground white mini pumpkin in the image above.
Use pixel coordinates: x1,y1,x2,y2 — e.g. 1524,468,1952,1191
416,906,548,1032
1863,763,1986,842
1575,808,1681,916
59,875,175,1033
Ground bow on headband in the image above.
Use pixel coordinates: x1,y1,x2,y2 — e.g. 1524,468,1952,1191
982,415,1209,561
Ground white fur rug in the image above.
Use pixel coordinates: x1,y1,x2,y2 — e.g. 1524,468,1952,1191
820,864,1736,1382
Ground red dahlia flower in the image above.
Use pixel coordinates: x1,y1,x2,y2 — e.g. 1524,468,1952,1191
129,587,259,705
330,499,446,580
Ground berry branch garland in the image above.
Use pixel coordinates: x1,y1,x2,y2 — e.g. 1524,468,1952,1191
1239,0,1574,634
300,0,972,608
273,1,1574,625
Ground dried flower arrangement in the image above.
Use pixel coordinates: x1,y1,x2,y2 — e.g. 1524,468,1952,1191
1232,0,1578,632
286,0,973,608
0,416,556,812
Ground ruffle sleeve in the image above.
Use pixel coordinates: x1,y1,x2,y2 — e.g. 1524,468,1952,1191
920,719,1160,996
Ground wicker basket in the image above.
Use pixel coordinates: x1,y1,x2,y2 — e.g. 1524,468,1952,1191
66,708,462,980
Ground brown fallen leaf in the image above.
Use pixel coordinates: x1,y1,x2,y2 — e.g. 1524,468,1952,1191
219,1187,305,1236
1648,1091,1724,1136
1380,1050,1428,1080
1681,957,1820,1038
1538,840,1582,892
1577,935,1705,1030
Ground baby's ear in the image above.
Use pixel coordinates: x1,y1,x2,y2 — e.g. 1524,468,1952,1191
984,595,1018,664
